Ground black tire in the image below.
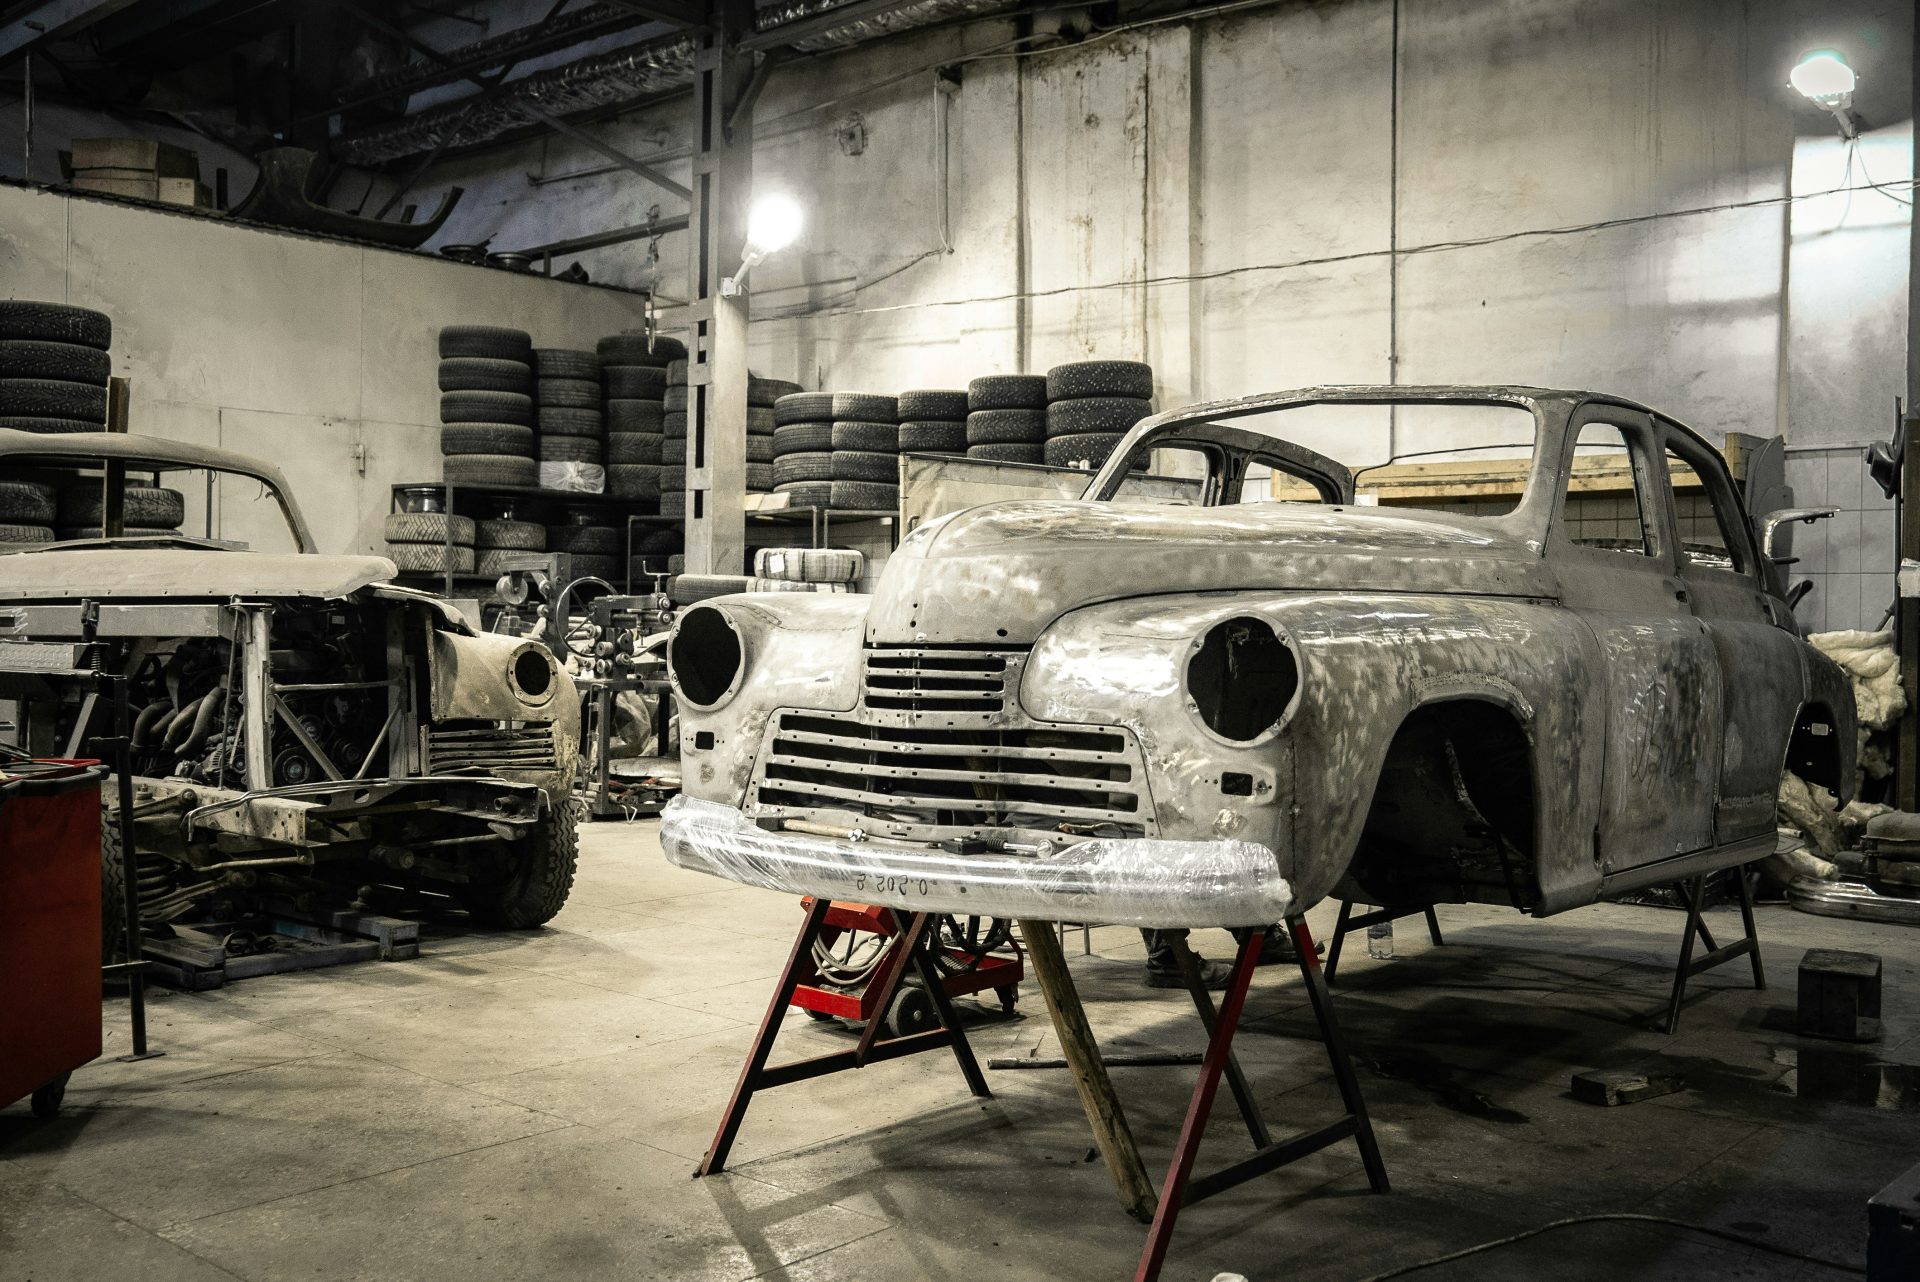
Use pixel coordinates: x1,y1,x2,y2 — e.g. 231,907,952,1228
751,377,805,407
386,542,477,573
0,378,105,423
1045,360,1154,400
444,454,538,487
746,434,775,464
898,420,968,453
533,348,600,380
662,412,687,440
968,374,1047,411
661,491,686,518
831,420,897,452
607,432,663,464
443,390,533,427
607,464,662,499
0,479,56,523
747,462,773,491
832,391,896,422
773,480,831,508
774,392,835,425
666,359,688,385
663,385,689,413
636,527,682,554
673,573,753,603
607,400,665,433
831,450,898,482
0,301,110,349
0,523,53,546
439,325,532,361
538,407,602,438
1046,396,1153,437
441,423,534,456
477,547,542,576
465,805,578,928
652,335,687,360
28,1072,69,1118
59,484,183,528
0,340,111,383
595,334,668,366
537,378,600,410
438,357,532,393
548,524,619,555
773,452,833,486
773,421,833,456
967,442,1045,464
383,512,476,545
662,438,686,466
831,480,898,510
747,406,776,436
99,815,128,966
1044,431,1127,469
475,518,545,550
539,435,601,464
883,978,938,1039
606,366,667,399
896,389,969,420
667,554,686,574
967,408,1046,445
0,415,103,434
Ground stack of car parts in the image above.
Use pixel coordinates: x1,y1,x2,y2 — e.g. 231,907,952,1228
0,301,113,433
439,326,538,488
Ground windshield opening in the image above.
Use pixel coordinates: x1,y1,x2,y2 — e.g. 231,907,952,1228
0,456,306,554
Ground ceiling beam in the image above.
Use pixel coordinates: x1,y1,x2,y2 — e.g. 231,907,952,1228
738,0,919,51
0,0,143,66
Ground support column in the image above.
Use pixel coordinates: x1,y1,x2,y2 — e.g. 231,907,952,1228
684,6,754,576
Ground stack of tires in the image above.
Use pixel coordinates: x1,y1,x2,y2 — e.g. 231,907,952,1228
0,479,56,550
966,375,1048,465
826,393,900,511
748,376,799,498
474,508,546,578
384,509,475,576
0,301,112,433
896,389,968,458
663,369,795,515
56,481,185,540
1045,361,1154,470
532,349,603,490
627,527,682,587
770,391,833,510
438,326,537,488
598,332,675,503
547,512,620,583
749,546,863,594
661,360,690,519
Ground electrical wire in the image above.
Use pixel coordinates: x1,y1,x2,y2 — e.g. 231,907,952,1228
1849,138,1914,207
1351,1211,1866,1280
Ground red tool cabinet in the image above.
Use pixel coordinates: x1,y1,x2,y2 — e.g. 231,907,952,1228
0,760,105,1116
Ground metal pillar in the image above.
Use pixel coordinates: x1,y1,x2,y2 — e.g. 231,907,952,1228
684,8,754,576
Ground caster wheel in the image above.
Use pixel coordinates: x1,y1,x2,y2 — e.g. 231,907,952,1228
802,1007,835,1022
29,1072,69,1118
996,985,1018,1015
883,979,938,1040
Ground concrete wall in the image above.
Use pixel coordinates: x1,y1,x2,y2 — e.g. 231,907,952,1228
0,183,648,554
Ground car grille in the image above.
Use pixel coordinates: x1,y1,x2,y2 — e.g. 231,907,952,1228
756,710,1151,836
426,723,557,773
863,644,1021,715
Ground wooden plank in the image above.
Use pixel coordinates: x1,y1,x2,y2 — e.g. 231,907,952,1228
1017,920,1157,1222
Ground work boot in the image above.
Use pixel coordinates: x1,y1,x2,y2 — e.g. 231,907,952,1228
1250,926,1323,966
1144,957,1232,990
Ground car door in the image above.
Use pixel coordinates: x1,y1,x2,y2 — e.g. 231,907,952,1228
1656,420,1807,845
1550,406,1723,872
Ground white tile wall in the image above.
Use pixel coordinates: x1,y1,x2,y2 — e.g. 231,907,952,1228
1779,446,1898,634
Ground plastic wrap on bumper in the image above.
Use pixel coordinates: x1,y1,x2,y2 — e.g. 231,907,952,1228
660,795,1296,927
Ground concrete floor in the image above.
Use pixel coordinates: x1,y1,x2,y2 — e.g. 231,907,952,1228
4,822,1917,1282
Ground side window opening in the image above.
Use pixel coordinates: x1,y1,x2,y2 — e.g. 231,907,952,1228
1561,423,1651,556
1663,442,1747,574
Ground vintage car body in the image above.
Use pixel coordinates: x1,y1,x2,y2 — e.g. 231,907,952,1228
0,430,581,930
660,386,1856,928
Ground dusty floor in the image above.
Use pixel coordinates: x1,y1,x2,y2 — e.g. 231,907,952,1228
4,821,1917,1281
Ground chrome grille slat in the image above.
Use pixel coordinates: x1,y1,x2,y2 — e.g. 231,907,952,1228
763,751,1133,795
773,726,1127,766
861,644,1021,715
427,724,557,772
759,776,1143,826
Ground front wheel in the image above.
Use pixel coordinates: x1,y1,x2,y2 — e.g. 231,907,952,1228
465,805,579,928
30,1073,70,1118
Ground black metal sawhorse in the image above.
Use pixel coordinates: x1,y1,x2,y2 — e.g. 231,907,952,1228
1324,900,1444,981
1662,866,1765,1034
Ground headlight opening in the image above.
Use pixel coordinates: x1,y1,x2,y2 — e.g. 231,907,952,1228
1187,617,1298,741
670,605,745,707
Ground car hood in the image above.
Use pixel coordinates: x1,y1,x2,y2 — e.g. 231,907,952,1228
0,547,399,601
866,499,1556,644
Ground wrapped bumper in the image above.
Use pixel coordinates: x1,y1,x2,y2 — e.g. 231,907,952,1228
659,795,1296,928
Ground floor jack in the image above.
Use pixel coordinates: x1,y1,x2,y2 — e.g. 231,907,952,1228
789,899,1024,1037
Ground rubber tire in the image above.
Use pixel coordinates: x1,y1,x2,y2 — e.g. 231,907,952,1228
967,409,1046,445
0,415,103,434
607,433,663,464
773,422,833,456
666,359,687,385
897,389,969,420
383,512,476,545
636,528,682,555
537,378,600,410
595,334,668,366
60,484,184,528
773,452,833,486
772,480,831,509
1044,431,1127,469
607,366,668,399
439,325,532,361
831,392,896,422
438,358,531,393
443,390,532,427
831,450,898,482
607,400,664,433
660,491,686,518
662,412,687,440
539,435,602,464
441,424,534,456
547,524,619,555
663,385,689,413
831,420,896,451
386,542,476,573
0,523,53,546
475,518,545,550
444,454,538,487
0,340,111,383
1045,360,1154,400
0,301,110,349
751,377,805,407
747,435,775,464
1046,396,1153,437
831,480,898,510
754,546,864,583
608,464,662,499
477,547,541,576
774,392,835,425
898,420,968,453
0,479,56,523
0,378,106,422
99,815,128,967
747,462,773,491
747,406,777,436
538,407,602,438
968,374,1047,411
662,438,687,466
666,554,686,575
465,805,579,928
967,442,1045,464
673,574,753,604
533,349,600,380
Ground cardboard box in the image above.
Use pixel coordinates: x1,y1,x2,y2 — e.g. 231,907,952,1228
70,137,199,180
72,174,159,201
155,177,210,208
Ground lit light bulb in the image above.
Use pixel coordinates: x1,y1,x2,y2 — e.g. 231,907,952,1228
746,193,804,255
1789,50,1856,107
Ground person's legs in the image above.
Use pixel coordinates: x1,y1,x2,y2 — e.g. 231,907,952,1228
1140,927,1231,989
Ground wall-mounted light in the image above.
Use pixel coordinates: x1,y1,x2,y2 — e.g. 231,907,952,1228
721,193,804,297
1790,49,1860,138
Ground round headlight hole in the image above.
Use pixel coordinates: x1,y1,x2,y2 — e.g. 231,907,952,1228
671,606,744,707
1188,617,1297,741
513,648,553,698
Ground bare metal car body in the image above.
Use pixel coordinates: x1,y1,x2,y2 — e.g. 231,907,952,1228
0,430,580,927
660,387,1855,927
